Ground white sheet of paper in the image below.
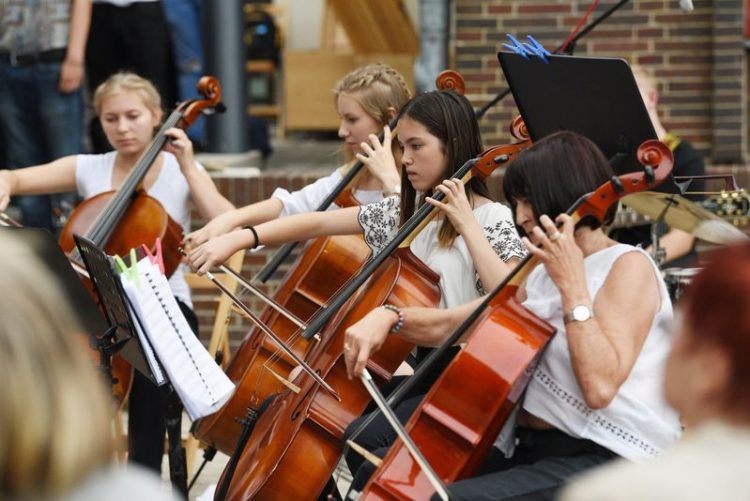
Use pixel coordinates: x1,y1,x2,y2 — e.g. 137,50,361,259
121,258,235,420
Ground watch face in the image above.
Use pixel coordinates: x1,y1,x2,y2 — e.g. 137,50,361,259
573,305,592,321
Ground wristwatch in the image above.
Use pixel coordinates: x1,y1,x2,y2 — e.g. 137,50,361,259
563,304,594,324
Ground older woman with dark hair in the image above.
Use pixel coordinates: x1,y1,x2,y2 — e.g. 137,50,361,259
561,242,750,501
343,130,681,500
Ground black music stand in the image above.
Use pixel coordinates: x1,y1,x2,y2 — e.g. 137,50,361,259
73,235,156,382
497,51,681,195
74,235,188,498
0,227,127,387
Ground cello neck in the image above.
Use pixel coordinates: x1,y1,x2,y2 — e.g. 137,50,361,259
84,111,184,247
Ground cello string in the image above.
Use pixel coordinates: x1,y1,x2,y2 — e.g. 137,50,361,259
253,155,496,390
200,266,340,398
85,112,182,247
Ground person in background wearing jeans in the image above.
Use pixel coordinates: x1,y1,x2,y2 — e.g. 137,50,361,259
0,0,90,232
161,0,205,149
86,0,176,154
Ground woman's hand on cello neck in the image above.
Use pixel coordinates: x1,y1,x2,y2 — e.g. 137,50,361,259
425,178,478,234
521,213,586,292
356,125,401,195
163,127,197,175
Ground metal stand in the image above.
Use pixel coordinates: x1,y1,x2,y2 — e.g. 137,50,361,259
90,325,129,393
165,388,188,498
650,221,667,266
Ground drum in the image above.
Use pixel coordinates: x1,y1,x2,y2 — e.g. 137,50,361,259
663,267,701,301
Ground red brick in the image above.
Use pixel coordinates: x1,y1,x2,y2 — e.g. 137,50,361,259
518,4,572,14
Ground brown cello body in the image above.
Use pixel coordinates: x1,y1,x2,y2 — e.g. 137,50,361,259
361,288,555,500
221,247,441,500
192,233,371,454
59,190,184,276
58,190,183,404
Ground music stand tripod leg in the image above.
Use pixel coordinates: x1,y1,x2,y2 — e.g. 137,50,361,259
165,386,188,497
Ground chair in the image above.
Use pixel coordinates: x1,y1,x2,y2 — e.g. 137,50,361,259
182,250,246,477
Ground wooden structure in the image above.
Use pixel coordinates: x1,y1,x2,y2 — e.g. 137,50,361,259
283,0,418,131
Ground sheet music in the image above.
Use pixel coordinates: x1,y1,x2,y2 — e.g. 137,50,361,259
124,294,166,385
121,258,235,420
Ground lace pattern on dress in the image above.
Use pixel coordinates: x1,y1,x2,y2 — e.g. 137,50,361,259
357,196,401,254
533,368,661,458
475,217,527,294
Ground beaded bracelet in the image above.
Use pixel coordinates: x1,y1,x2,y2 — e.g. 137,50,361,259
243,225,261,249
381,304,405,334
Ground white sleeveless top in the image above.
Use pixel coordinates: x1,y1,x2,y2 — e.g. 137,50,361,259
357,196,526,309
75,151,196,306
272,168,384,217
521,244,681,461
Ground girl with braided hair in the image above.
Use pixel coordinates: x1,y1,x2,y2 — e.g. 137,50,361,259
185,63,411,245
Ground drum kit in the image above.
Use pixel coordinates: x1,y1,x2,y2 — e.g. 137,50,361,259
609,181,749,301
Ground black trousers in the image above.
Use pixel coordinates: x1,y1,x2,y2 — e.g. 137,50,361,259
128,298,198,472
434,427,618,501
86,1,176,153
347,426,616,501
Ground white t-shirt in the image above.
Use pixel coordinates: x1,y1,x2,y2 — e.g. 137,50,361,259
519,244,681,461
75,151,197,306
560,421,750,501
92,0,159,6
272,168,384,217
357,196,526,309
66,464,178,501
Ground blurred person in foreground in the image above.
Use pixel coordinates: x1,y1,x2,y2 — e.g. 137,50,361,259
0,234,176,500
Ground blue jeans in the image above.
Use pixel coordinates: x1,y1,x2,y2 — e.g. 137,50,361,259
161,0,205,145
0,61,82,231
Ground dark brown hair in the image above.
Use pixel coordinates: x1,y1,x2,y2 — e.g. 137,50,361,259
397,90,491,247
503,130,616,235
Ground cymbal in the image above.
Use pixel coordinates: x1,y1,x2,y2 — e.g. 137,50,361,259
619,191,749,245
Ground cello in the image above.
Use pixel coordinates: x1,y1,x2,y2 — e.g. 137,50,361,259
58,76,223,404
359,139,675,500
191,71,469,455
217,135,530,500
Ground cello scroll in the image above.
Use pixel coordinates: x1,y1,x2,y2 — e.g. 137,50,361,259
175,75,223,129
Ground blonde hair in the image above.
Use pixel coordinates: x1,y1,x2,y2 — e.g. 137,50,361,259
631,64,658,94
93,71,163,119
334,63,411,166
0,236,114,498
334,63,411,126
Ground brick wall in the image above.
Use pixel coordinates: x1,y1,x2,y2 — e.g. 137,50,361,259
452,0,748,163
